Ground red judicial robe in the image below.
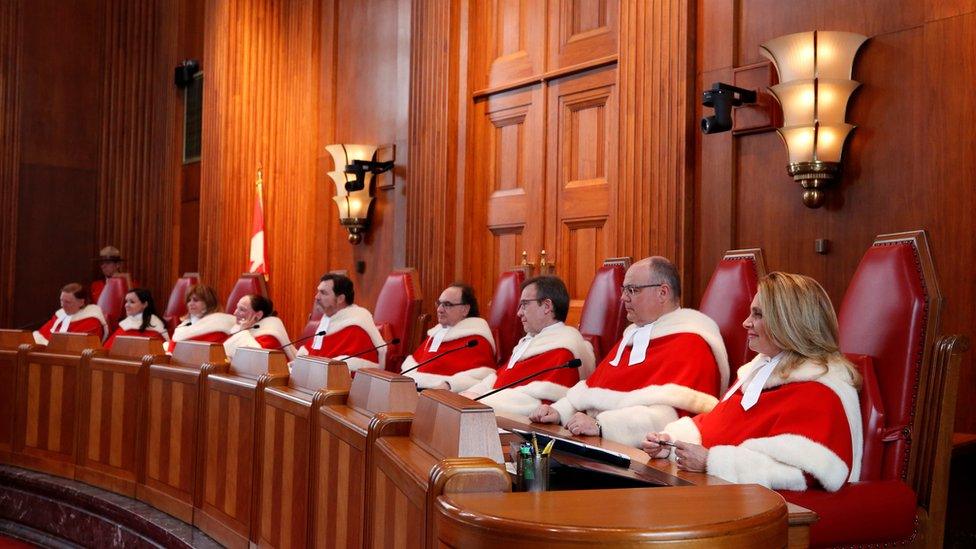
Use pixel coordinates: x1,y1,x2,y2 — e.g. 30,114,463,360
663,354,862,492
105,314,169,349
297,305,386,371
33,304,109,344
167,312,237,353
550,308,729,447
401,317,496,391
223,316,295,360
464,322,596,417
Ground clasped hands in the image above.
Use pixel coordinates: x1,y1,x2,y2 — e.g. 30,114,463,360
528,405,600,436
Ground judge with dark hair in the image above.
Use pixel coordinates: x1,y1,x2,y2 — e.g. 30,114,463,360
297,273,386,372
463,276,595,415
223,294,295,360
401,283,497,391
34,283,109,344
105,288,169,349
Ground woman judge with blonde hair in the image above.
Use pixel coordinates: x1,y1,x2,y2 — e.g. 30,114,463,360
642,272,862,492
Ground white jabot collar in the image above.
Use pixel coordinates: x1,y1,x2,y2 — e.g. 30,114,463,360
506,321,564,369
428,324,449,352
609,322,655,366
724,352,784,411
312,314,331,350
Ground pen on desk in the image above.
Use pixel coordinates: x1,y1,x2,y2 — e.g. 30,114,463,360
531,433,540,455
656,440,678,448
542,439,555,455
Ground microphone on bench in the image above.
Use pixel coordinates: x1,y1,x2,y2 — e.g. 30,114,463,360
473,358,581,401
277,330,327,351
340,338,400,361
400,339,479,375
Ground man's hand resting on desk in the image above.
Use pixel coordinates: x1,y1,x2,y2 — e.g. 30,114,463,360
642,432,709,472
529,404,560,424
565,412,600,436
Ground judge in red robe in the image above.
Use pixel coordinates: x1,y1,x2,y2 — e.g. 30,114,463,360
34,282,109,344
223,294,295,360
401,284,497,391
531,257,728,448
463,276,595,416
105,288,169,349
643,272,862,492
297,273,386,371
167,284,236,353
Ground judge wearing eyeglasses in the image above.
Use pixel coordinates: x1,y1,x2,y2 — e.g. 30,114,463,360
462,276,595,415
530,257,729,448
400,283,497,391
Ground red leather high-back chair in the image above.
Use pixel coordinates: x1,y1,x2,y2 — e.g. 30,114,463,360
163,272,200,334
96,274,131,335
577,258,630,360
781,230,968,548
488,270,526,365
698,248,767,372
299,303,325,341
225,273,269,313
373,269,424,372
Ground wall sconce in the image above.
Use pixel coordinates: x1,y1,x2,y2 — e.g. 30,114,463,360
760,31,867,208
325,144,395,244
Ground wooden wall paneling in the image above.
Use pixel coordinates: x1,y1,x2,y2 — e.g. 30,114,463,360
466,85,546,302
327,0,410,310
97,0,178,303
478,0,546,92
545,65,617,325
12,0,103,329
406,0,463,317
0,1,20,328
616,0,696,290
546,0,618,72
696,1,976,434
200,0,322,337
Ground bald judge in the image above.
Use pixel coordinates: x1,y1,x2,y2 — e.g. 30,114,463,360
463,276,595,416
297,273,387,372
401,283,497,391
530,257,729,447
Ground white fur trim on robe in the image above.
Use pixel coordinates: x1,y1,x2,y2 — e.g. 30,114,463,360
33,304,109,345
327,304,387,371
664,355,862,492
223,316,295,360
400,317,497,390
463,323,595,416
641,309,730,392
171,312,237,341
118,314,170,341
469,375,573,416
511,322,597,377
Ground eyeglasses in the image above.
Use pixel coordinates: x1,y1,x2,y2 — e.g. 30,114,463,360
517,298,545,310
434,300,465,309
621,283,664,296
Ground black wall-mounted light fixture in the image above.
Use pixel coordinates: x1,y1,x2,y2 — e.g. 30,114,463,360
701,83,757,134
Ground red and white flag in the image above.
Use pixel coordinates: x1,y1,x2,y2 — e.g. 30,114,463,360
249,168,268,276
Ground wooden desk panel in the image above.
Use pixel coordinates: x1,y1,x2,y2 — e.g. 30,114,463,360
435,485,788,547
0,330,32,462
313,406,369,549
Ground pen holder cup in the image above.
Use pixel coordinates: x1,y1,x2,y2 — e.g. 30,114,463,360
516,454,550,492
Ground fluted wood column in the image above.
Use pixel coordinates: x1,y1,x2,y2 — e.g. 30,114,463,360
616,0,695,278
406,0,463,309
97,0,179,300
200,0,323,335
0,1,20,326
